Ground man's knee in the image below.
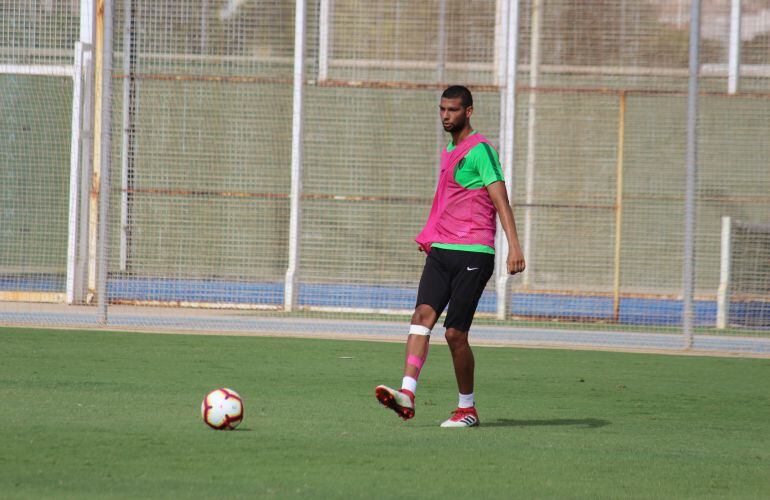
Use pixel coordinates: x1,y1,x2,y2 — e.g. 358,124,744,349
411,304,436,327
445,328,469,349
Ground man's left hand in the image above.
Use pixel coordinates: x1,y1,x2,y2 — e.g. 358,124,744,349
507,247,525,275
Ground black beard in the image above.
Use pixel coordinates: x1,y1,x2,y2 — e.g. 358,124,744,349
443,118,466,132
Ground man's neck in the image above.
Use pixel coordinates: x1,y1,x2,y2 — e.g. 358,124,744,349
451,126,474,146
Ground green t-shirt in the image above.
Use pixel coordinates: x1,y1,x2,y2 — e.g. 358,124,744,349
432,132,504,255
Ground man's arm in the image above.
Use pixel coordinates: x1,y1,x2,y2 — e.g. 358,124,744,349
486,181,525,275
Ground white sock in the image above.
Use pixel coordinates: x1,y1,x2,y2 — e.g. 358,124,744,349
458,392,474,408
401,376,417,394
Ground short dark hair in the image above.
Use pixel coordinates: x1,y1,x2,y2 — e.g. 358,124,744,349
441,85,473,108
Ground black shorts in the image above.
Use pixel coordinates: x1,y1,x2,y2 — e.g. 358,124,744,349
416,247,495,332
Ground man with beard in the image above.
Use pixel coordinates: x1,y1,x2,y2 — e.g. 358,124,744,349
375,85,525,428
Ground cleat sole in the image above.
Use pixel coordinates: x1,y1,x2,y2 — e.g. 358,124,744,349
375,386,415,421
375,386,395,409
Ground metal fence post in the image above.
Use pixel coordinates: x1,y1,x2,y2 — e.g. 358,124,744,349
97,0,115,325
522,0,542,288
682,0,702,348
284,0,307,312
728,0,741,94
496,0,519,320
318,0,331,82
612,91,627,322
120,0,138,272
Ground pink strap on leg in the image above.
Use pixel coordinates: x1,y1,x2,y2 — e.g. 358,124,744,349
406,325,430,378
407,354,426,376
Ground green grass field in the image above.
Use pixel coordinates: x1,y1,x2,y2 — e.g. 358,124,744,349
1,327,769,498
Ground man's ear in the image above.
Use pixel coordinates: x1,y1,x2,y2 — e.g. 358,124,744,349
465,105,474,118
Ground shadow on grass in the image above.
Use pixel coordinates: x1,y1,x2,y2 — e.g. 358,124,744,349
484,418,610,428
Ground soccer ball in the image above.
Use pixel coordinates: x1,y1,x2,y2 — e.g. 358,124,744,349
201,388,244,430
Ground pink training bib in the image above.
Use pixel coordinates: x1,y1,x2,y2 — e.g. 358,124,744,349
415,133,498,253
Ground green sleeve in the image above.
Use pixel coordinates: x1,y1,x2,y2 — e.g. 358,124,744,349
453,142,505,189
475,142,504,186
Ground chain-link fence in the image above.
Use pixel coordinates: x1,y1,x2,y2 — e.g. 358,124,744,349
2,0,769,351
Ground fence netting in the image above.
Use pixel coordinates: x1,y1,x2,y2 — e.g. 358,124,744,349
0,1,79,302
1,0,769,345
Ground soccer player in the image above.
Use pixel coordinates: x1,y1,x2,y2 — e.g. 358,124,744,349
375,85,525,428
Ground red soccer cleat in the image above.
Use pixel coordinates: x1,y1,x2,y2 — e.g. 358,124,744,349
440,406,479,428
375,385,415,420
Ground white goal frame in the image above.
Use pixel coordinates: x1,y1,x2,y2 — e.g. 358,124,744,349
0,0,95,305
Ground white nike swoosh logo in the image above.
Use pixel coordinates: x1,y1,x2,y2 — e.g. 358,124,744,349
467,267,479,271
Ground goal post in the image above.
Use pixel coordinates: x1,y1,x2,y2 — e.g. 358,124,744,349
66,41,86,304
717,216,732,329
0,0,96,306
717,216,770,329
0,56,82,304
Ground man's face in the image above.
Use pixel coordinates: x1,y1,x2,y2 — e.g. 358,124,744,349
440,97,472,133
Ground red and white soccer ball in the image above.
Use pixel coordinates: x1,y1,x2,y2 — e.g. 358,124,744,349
201,388,244,430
